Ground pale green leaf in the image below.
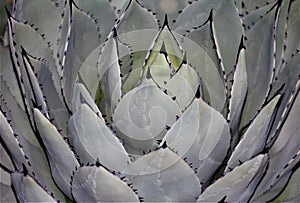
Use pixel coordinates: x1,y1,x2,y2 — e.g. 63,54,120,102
1,168,16,203
240,7,277,129
228,48,247,134
98,38,122,112
0,110,26,171
33,108,79,199
116,0,158,34
252,89,300,201
62,1,101,108
165,63,200,110
197,154,268,202
123,148,202,202
68,104,130,172
11,172,56,203
162,97,230,184
113,78,181,154
179,34,226,111
226,95,280,173
72,166,139,202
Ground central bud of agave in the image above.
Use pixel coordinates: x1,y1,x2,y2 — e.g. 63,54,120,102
95,19,197,152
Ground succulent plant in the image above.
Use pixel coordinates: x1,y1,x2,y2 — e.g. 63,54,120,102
1,0,300,202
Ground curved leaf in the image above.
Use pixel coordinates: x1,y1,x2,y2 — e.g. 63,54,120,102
113,78,181,154
226,95,280,173
11,172,56,203
62,1,101,108
27,56,69,137
162,97,231,184
116,0,158,34
240,7,277,128
123,148,202,202
165,63,200,110
72,166,139,202
1,168,16,203
175,0,243,74
14,0,61,56
0,142,15,172
138,0,187,28
179,34,226,111
7,16,60,95
72,83,102,117
68,104,130,171
252,89,300,201
0,111,27,171
78,46,101,98
211,0,243,75
228,48,247,134
98,38,122,112
1,79,66,201
33,108,79,199
74,0,116,43
197,154,268,202
273,166,300,202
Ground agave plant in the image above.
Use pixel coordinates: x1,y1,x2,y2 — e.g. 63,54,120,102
1,0,300,202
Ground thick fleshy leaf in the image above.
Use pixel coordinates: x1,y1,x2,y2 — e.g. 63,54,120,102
78,46,101,98
150,53,173,88
1,80,66,201
242,2,276,32
197,154,268,202
0,46,23,108
14,0,61,57
113,0,159,93
74,0,116,43
123,148,202,202
162,97,230,184
240,7,277,128
7,15,60,95
138,0,187,28
145,25,184,73
165,63,200,110
11,172,56,203
274,0,289,76
98,38,122,112
109,0,130,17
239,0,277,15
0,111,27,171
113,78,181,154
225,95,280,173
20,49,49,117
72,83,102,117
211,0,243,75
62,1,100,108
174,0,243,74
33,108,79,199
68,104,130,171
72,166,139,202
254,150,300,202
116,0,158,34
0,168,16,203
282,0,300,66
181,19,220,69
179,34,226,111
252,89,300,201
173,0,214,34
27,56,69,137
267,53,300,141
0,142,15,172
228,48,247,134
273,166,300,202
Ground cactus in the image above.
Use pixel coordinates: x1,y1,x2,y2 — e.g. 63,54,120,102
1,0,299,202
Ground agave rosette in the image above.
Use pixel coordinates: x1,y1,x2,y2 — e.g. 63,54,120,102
1,0,300,202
